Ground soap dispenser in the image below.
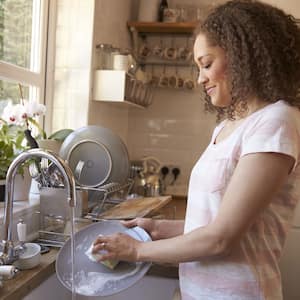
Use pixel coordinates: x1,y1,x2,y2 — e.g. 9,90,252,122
17,219,27,246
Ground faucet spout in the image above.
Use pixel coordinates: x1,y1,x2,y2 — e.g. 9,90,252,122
2,148,76,254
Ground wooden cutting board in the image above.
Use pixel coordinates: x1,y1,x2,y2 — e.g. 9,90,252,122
98,196,172,219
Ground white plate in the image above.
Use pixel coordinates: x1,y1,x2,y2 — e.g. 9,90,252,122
59,126,130,187
56,220,152,297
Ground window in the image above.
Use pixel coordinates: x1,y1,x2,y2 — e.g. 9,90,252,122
0,0,49,115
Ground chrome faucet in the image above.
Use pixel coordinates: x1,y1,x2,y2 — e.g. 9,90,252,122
0,148,76,265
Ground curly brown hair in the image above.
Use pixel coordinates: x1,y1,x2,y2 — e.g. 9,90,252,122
195,0,300,120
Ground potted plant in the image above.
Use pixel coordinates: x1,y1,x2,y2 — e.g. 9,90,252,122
0,99,73,202
37,128,74,154
0,120,29,201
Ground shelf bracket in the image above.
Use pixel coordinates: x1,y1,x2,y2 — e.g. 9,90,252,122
129,26,139,62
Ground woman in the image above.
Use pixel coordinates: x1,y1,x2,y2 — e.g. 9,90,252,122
93,1,300,299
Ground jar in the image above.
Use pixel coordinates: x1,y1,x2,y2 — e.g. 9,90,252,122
95,43,113,69
113,49,132,72
109,46,120,68
138,0,160,21
113,54,129,71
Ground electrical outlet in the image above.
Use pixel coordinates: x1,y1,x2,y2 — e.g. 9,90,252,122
160,165,181,186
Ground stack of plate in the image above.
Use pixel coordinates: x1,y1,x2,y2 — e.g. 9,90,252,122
59,125,130,188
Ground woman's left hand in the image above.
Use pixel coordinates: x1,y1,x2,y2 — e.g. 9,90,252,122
92,233,141,262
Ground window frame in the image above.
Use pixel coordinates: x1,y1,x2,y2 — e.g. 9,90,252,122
0,0,50,106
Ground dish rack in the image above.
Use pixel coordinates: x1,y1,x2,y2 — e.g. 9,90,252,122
36,179,133,248
80,179,134,217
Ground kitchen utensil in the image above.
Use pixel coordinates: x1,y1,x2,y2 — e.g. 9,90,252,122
59,126,130,187
142,157,164,196
56,221,152,297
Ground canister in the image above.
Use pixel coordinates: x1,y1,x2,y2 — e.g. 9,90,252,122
95,43,113,69
113,54,130,71
138,0,160,21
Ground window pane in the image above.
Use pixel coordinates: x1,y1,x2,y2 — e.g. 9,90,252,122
0,0,39,70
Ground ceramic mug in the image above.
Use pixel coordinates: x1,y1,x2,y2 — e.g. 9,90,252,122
178,47,192,61
152,45,164,58
184,78,196,90
158,74,169,88
163,8,180,23
163,47,177,60
176,76,185,89
168,75,178,88
139,44,151,59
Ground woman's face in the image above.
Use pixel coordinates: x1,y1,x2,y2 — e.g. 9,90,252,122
194,33,231,107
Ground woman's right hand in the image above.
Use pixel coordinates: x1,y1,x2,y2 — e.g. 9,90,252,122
121,218,160,240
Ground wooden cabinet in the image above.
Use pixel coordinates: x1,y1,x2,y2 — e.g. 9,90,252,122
151,195,187,220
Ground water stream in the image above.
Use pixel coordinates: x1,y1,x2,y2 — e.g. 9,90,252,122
70,207,76,300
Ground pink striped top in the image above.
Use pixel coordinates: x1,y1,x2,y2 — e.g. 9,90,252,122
179,100,300,299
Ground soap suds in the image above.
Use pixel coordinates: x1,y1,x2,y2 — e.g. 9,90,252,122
63,263,143,296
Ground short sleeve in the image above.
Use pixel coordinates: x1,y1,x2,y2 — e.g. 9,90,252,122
241,114,300,169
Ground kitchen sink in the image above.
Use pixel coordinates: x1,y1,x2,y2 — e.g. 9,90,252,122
23,273,179,300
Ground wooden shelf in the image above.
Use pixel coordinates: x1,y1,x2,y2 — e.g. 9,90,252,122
127,21,198,34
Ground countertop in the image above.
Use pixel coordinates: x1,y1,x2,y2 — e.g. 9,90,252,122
0,249,57,300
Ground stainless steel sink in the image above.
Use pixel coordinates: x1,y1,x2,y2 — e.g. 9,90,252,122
24,273,179,300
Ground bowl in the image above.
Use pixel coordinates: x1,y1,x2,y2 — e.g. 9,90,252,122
14,243,41,270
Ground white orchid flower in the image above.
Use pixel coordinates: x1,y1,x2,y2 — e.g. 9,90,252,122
2,101,27,125
1,100,46,128
23,100,46,117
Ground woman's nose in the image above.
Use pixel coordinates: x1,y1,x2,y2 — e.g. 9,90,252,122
197,70,208,85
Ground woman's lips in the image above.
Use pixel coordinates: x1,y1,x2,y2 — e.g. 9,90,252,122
206,86,215,96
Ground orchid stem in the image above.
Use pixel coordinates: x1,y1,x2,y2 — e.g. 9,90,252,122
18,83,29,128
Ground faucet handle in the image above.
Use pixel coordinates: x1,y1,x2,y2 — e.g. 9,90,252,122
17,219,27,243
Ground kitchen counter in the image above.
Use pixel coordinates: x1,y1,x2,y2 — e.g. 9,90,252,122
0,248,178,300
0,249,57,300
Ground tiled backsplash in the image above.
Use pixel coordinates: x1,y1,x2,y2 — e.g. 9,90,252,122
127,88,217,188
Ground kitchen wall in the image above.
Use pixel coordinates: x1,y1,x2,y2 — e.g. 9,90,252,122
88,0,139,144
89,0,219,193
86,0,300,193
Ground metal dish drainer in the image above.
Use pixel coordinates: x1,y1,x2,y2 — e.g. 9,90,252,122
79,179,134,218
36,172,133,248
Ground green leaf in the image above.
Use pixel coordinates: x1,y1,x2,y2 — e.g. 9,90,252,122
48,129,73,141
27,117,47,139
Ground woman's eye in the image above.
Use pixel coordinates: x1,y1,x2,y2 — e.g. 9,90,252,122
203,63,212,69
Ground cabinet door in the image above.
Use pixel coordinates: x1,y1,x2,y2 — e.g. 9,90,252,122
280,227,300,300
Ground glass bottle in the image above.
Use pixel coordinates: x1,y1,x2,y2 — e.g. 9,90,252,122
95,43,113,69
158,0,168,22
